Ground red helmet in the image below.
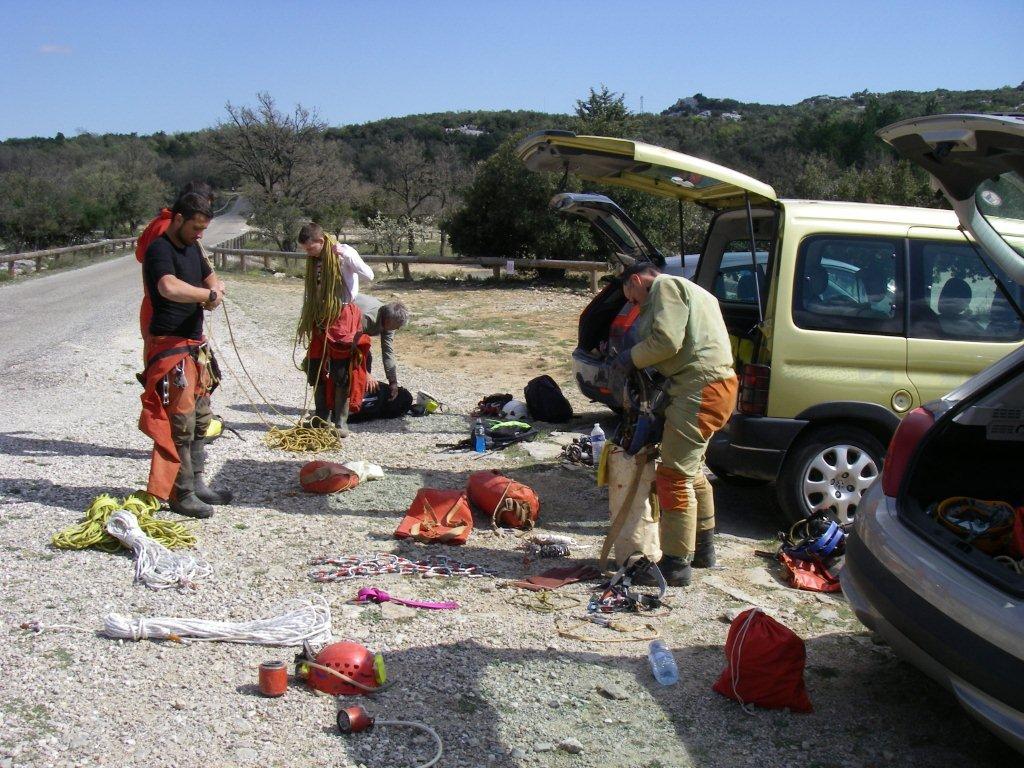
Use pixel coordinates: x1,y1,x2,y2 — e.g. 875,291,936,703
305,642,384,696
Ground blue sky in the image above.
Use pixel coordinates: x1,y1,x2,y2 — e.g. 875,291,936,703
0,0,1020,139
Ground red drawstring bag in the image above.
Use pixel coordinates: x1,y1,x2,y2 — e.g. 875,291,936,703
395,489,474,545
778,552,842,593
466,470,540,529
713,608,813,713
300,461,360,494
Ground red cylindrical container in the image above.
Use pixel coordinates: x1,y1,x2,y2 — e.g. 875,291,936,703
258,660,288,697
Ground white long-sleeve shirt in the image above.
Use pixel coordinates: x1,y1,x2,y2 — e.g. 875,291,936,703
335,242,374,300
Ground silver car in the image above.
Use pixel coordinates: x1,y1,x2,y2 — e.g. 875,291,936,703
842,114,1024,754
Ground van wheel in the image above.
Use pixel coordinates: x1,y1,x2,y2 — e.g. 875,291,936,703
706,463,769,487
776,425,884,525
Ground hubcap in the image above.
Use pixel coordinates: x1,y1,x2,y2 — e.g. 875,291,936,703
801,444,879,524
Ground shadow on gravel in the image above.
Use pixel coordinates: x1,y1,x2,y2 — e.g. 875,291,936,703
0,477,139,514
339,633,1016,768
0,431,149,460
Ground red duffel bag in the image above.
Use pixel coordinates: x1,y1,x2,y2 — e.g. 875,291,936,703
395,489,474,545
466,470,540,529
712,608,813,713
300,461,360,494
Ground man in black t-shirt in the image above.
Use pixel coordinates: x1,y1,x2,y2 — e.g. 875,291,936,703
140,192,232,519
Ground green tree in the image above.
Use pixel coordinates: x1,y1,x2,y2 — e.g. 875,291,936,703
574,85,633,136
447,136,593,260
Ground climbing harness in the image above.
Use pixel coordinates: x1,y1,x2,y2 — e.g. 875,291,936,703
105,510,212,592
588,555,668,614
52,492,197,552
309,553,497,582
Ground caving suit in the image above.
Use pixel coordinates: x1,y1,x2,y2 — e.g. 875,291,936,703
139,235,218,502
629,274,738,560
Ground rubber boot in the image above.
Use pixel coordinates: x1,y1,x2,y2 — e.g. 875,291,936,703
169,442,214,519
692,528,717,569
191,442,233,506
658,554,693,587
313,383,331,426
331,360,351,438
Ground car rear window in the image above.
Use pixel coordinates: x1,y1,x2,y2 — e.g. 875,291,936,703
792,235,904,335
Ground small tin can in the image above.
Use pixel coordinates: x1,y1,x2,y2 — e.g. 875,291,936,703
258,660,288,697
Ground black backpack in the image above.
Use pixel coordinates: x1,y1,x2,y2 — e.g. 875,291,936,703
524,375,573,423
350,383,414,423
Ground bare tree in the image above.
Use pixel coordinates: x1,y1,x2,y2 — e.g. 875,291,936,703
432,144,471,257
209,93,353,250
375,138,439,253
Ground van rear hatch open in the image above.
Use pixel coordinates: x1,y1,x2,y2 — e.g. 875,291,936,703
516,130,777,209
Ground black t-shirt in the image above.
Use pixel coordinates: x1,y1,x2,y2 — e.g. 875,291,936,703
144,235,212,340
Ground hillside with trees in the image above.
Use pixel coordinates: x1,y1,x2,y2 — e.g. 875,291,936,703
1,83,1021,259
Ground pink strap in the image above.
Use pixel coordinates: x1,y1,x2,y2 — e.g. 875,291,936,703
355,587,459,610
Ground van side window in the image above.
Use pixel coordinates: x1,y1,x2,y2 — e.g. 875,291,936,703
908,240,1024,342
792,236,903,335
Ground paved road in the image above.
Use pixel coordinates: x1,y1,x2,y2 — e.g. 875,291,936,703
0,200,250,372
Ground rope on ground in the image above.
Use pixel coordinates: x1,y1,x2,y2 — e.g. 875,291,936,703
554,617,660,644
106,510,213,592
210,301,341,453
103,596,332,646
509,591,583,613
52,493,197,552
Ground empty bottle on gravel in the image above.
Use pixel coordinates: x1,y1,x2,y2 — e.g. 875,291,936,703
648,639,679,686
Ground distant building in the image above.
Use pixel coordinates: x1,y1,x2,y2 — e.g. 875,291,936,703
444,124,486,137
721,112,742,122
696,110,713,119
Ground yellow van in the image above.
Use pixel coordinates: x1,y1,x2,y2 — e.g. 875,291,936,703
517,131,1024,522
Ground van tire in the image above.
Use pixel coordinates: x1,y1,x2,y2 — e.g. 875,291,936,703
775,425,885,525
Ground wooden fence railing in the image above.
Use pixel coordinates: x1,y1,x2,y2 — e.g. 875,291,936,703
208,246,609,292
0,237,138,275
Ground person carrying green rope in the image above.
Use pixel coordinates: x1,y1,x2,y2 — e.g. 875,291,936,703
296,223,374,438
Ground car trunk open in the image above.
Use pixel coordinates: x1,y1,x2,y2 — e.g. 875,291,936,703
897,348,1024,596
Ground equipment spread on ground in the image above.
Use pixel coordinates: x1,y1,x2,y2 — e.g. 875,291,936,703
105,509,212,592
394,488,474,544
309,554,497,582
52,492,197,551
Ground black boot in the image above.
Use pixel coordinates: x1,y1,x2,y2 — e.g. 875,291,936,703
692,529,717,569
169,442,214,519
658,555,693,587
313,383,331,425
191,442,233,505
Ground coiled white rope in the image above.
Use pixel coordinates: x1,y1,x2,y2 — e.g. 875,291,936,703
106,510,213,592
373,720,443,768
102,596,332,646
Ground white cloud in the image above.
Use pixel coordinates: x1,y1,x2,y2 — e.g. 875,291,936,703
38,44,73,55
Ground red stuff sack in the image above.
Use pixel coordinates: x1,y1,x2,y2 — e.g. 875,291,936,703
395,489,474,545
712,608,813,713
300,461,360,494
778,552,842,593
466,470,540,529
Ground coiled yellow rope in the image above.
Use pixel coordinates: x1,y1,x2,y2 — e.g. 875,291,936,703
52,492,197,552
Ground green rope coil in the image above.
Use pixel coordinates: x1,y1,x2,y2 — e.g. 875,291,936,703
52,492,197,552
296,232,343,347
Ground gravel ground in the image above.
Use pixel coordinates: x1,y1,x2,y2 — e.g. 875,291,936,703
0,266,1017,768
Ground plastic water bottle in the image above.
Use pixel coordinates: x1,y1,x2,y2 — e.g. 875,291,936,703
648,639,679,686
473,419,486,453
589,423,606,465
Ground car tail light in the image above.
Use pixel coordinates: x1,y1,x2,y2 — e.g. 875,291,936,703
738,363,770,416
880,407,935,497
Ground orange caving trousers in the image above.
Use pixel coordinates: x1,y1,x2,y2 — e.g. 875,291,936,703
655,375,738,559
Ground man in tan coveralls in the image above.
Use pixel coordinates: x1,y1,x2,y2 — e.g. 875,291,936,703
613,262,739,586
